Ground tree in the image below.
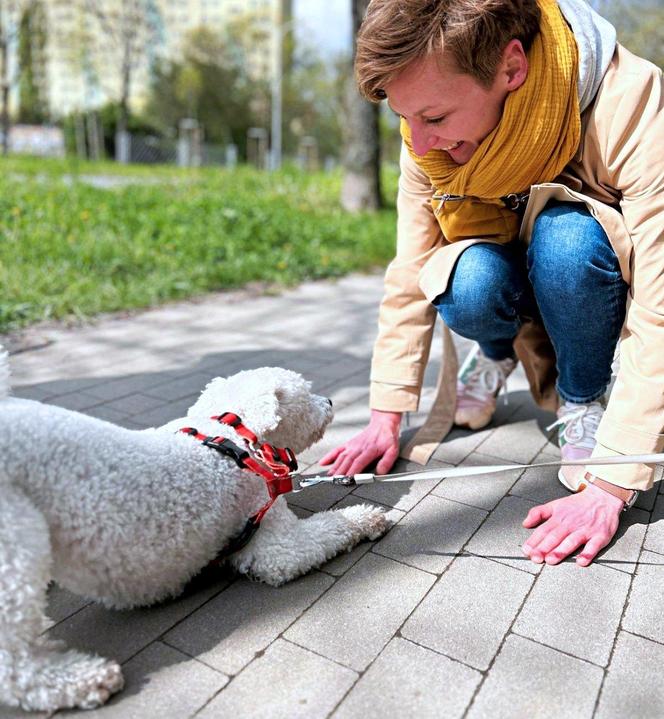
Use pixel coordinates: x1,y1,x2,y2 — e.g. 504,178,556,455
17,0,48,124
0,0,35,154
143,26,261,155
281,48,345,161
78,0,160,139
601,0,663,69
341,0,381,212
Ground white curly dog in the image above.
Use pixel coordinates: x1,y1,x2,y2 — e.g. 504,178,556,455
0,347,390,712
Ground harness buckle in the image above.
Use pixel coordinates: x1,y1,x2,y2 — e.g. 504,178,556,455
202,436,250,466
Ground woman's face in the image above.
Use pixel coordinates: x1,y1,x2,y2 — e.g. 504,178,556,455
384,42,527,165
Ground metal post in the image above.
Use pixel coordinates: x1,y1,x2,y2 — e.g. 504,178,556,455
270,2,284,171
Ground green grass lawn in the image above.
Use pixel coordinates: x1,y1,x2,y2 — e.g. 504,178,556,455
0,157,397,333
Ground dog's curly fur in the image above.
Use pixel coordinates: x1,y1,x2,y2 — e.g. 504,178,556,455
0,348,390,712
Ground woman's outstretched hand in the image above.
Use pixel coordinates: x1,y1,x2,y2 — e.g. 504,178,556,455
319,409,402,478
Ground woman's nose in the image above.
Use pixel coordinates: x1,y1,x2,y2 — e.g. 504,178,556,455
410,126,435,156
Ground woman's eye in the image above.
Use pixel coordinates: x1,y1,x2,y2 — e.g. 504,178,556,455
425,116,446,125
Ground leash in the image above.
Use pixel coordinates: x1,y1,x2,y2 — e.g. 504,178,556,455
181,411,664,557
294,452,664,489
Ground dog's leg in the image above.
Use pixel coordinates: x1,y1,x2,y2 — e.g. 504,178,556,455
0,485,123,712
230,498,391,586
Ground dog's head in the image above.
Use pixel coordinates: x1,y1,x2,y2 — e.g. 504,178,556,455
186,367,333,454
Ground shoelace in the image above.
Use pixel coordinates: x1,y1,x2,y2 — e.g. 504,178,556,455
546,402,604,450
460,354,514,402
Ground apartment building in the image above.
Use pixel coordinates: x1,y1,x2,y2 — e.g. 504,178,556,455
32,0,290,117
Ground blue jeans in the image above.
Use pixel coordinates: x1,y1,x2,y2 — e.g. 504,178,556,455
432,202,629,403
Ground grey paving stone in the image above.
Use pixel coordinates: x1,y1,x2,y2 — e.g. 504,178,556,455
373,495,487,574
465,495,542,574
83,373,181,402
509,448,570,505
596,631,664,719
467,634,603,719
0,706,46,718
44,390,103,412
402,555,533,670
197,639,357,719
128,397,194,428
652,463,664,485
429,425,492,466
598,507,649,574
10,384,57,401
432,453,523,510
643,493,664,555
635,484,658,512
312,367,371,395
96,392,169,417
475,411,554,464
60,641,227,719
284,553,435,671
141,372,223,402
47,575,231,665
81,404,132,425
321,495,404,577
513,561,630,666
45,583,91,628
622,550,664,643
306,357,369,384
164,572,333,676
325,401,373,426
287,503,313,519
333,637,481,719
326,385,369,410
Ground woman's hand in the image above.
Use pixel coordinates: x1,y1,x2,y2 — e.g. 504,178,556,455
319,409,402,477
522,483,623,566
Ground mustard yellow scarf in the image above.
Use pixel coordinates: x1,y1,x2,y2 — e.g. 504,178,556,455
402,0,580,243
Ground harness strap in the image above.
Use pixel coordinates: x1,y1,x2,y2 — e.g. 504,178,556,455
179,413,299,556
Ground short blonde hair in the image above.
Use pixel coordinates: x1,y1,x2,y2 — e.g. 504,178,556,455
356,0,541,101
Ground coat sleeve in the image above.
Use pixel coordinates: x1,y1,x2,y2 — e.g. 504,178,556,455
590,52,664,490
369,143,443,412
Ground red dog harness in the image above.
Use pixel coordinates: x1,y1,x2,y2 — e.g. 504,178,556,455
179,412,299,556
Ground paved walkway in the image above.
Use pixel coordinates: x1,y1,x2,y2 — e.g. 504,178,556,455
4,273,664,719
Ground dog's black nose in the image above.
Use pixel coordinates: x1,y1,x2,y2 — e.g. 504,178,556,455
326,398,333,408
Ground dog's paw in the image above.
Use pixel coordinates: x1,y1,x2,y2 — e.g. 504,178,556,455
20,652,124,712
339,504,393,541
75,658,124,710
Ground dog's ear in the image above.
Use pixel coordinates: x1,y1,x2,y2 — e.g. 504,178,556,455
239,371,283,435
250,390,281,435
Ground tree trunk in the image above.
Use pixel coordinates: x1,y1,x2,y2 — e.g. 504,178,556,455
341,0,382,212
1,36,9,157
118,34,131,137
1,81,8,156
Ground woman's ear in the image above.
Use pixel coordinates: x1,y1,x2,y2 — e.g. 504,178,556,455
502,39,529,93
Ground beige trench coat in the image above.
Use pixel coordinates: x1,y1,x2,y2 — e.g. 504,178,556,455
369,45,664,490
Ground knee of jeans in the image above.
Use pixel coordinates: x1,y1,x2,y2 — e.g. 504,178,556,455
528,204,612,293
434,247,511,331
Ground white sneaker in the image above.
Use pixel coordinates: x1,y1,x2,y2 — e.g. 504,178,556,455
455,344,517,430
547,399,605,491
